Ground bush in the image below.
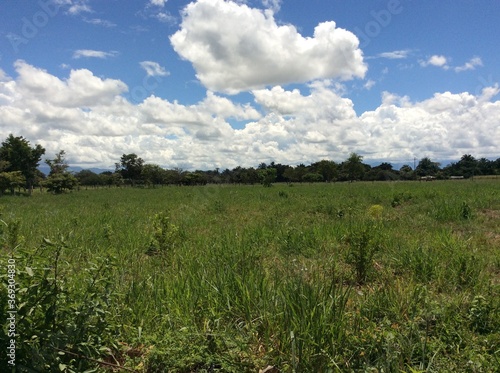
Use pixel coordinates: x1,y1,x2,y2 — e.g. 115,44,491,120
344,223,382,284
146,212,180,255
0,234,121,371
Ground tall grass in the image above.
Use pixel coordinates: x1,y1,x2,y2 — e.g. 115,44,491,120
1,180,499,371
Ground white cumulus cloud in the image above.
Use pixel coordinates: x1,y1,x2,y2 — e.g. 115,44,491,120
1,61,499,170
170,0,366,93
420,55,449,69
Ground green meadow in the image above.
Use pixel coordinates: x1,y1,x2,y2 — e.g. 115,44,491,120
1,180,499,372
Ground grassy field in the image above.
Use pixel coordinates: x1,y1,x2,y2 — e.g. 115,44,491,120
1,180,499,372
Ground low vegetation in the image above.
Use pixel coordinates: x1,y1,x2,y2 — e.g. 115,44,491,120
1,179,499,372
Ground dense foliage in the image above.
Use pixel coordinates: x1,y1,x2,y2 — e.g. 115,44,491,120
0,135,45,194
74,152,500,188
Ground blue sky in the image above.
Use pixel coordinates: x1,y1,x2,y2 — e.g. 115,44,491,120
0,0,499,170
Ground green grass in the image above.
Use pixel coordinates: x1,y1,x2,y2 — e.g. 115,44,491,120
1,180,499,372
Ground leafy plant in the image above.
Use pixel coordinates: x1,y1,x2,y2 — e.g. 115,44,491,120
468,295,494,334
0,236,122,372
391,191,413,207
460,202,473,220
367,204,384,220
146,211,180,255
344,223,382,284
278,190,289,198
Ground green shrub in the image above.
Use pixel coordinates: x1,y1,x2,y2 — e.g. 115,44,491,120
460,202,473,220
0,236,121,372
344,223,382,284
146,211,180,255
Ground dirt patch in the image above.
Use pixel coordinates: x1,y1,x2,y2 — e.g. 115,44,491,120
478,209,500,232
480,208,500,220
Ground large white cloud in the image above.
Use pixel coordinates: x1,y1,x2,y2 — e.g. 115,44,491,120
13,60,128,108
170,0,367,93
0,61,499,170
359,86,500,161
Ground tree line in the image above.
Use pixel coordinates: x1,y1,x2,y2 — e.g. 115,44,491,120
0,135,78,195
0,134,499,194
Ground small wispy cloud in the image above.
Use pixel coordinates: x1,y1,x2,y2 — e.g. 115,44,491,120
153,12,176,23
140,61,169,77
419,55,483,73
130,25,149,33
455,57,483,72
262,0,282,12
53,0,92,15
84,18,117,28
68,4,91,14
149,0,167,6
73,49,119,59
364,79,376,90
377,49,411,59
140,0,176,24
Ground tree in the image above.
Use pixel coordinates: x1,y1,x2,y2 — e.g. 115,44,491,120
311,160,338,182
142,164,167,186
75,170,103,186
116,153,144,184
294,164,308,182
302,172,323,183
399,165,415,180
44,150,78,194
415,157,440,177
0,134,45,194
457,154,478,178
342,153,365,181
282,167,298,183
245,167,261,184
377,162,393,171
0,171,25,195
258,168,277,187
476,158,494,176
46,150,69,176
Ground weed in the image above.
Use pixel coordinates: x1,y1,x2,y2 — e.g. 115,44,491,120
344,223,382,284
391,191,413,207
211,199,226,213
146,211,180,256
461,202,473,220
367,204,384,220
468,295,494,334
400,245,441,284
279,225,317,256
278,190,289,198
0,236,121,371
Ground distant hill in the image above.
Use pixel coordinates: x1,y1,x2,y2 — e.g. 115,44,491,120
38,166,112,176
